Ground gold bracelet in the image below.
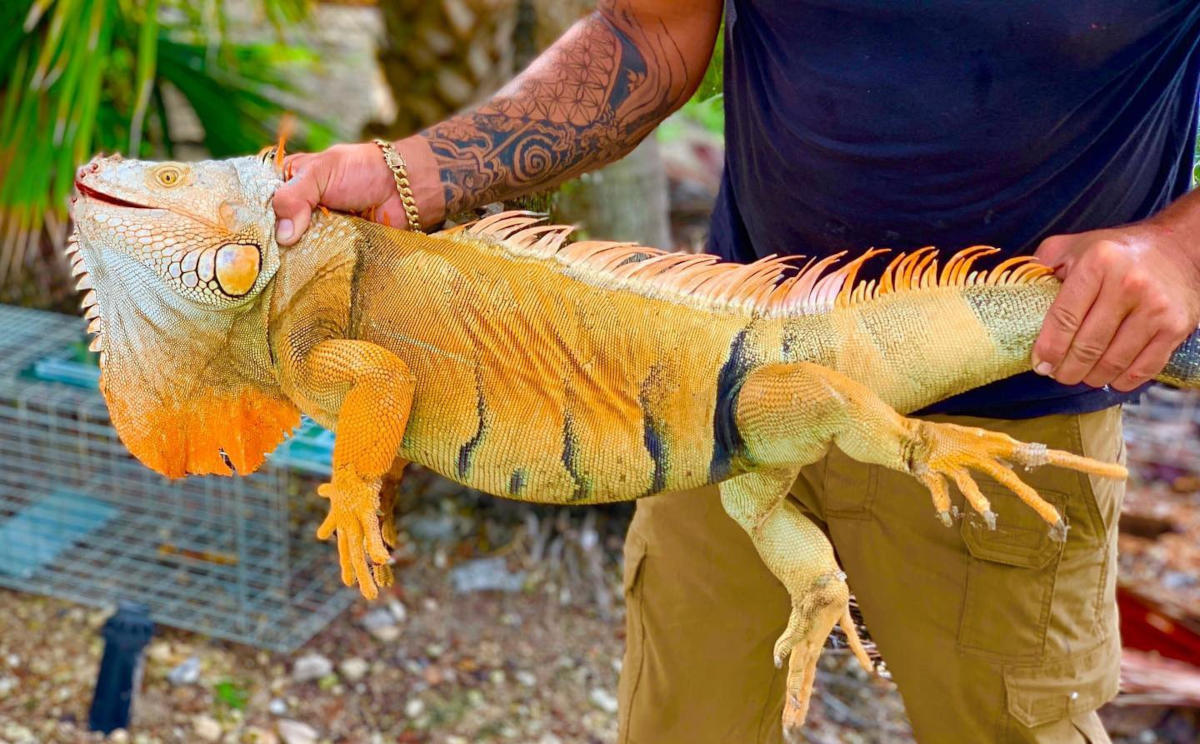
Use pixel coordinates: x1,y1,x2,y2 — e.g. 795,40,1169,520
372,138,422,232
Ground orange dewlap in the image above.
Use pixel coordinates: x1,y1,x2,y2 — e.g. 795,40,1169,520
102,380,299,478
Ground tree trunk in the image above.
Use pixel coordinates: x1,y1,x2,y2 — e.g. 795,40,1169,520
372,0,672,248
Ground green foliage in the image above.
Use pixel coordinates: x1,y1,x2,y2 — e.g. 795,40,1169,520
212,678,249,710
0,0,331,297
693,20,724,102
660,20,724,139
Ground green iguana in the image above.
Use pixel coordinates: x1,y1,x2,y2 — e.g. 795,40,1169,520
67,149,1200,736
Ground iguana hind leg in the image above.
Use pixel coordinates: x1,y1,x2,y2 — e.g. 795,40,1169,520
718,470,870,742
726,362,1128,739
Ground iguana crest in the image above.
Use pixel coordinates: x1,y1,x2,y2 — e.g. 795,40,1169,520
449,211,1056,318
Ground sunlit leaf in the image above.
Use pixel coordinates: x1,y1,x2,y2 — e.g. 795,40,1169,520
0,0,325,306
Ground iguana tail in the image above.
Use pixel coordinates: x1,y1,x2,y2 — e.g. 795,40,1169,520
776,248,1200,414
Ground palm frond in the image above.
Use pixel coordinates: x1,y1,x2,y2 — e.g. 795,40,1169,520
0,0,326,308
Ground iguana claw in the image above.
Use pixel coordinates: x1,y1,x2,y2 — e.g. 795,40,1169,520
316,473,390,600
910,421,1126,534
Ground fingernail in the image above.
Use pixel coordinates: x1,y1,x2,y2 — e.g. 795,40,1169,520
1034,361,1053,376
277,218,293,242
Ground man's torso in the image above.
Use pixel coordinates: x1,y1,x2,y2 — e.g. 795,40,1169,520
708,0,1200,417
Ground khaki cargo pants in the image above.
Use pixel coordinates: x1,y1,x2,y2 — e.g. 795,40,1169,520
617,407,1124,744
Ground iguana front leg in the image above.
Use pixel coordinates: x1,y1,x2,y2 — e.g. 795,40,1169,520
291,340,415,599
725,361,1126,741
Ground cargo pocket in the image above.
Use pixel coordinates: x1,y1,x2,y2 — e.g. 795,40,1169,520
616,534,648,744
957,483,1066,661
1003,639,1120,731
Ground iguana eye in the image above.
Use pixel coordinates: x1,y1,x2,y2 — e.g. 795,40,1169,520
155,166,182,187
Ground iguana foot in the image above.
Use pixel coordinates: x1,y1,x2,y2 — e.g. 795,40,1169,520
371,484,398,591
316,472,390,599
773,571,873,742
378,460,408,550
908,420,1126,537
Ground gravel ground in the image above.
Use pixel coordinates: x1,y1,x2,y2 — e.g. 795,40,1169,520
0,461,917,744
4,426,1200,744
0,562,622,744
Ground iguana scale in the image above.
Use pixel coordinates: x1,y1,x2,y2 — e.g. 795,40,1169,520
68,151,1200,737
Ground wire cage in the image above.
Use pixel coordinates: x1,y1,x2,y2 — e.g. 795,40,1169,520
0,305,352,652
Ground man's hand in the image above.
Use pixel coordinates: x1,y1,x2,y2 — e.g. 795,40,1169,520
1032,220,1200,392
272,142,439,246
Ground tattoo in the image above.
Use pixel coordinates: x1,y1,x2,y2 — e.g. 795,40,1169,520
421,2,692,215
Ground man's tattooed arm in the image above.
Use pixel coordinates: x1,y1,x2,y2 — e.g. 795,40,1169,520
397,0,722,224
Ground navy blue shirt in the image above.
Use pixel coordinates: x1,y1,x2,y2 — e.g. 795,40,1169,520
709,0,1200,418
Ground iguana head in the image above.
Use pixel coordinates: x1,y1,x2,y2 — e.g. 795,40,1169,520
69,152,299,478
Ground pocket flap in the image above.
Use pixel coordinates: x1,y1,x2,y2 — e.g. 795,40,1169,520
960,485,1065,570
1003,640,1119,728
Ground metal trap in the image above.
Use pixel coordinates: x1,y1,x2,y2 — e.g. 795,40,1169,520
0,305,351,651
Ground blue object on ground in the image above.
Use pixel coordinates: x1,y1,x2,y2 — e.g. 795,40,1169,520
88,602,154,734
0,490,118,580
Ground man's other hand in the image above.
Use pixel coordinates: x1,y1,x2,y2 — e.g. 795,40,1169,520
1032,222,1200,392
272,143,410,246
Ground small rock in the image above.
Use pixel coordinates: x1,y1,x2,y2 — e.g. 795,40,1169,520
489,669,506,685
446,737,468,744
407,514,456,541
4,653,19,667
193,714,222,742
0,675,17,695
361,608,400,642
450,556,527,593
386,598,408,623
1163,570,1196,589
242,726,279,744
2,722,35,744
292,653,333,683
538,735,563,744
515,670,536,687
276,720,318,744
422,665,444,686
338,657,369,682
268,697,288,716
404,698,425,718
108,729,130,743
147,641,172,663
589,687,619,713
167,656,201,685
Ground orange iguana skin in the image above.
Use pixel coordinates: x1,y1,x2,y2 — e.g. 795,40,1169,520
69,152,1199,737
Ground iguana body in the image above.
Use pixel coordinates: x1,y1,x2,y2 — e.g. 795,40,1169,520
69,152,1200,738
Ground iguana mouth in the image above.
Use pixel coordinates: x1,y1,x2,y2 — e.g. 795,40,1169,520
74,179,155,210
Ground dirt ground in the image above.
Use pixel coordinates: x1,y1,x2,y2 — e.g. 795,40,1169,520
2,470,1195,744
0,511,910,744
